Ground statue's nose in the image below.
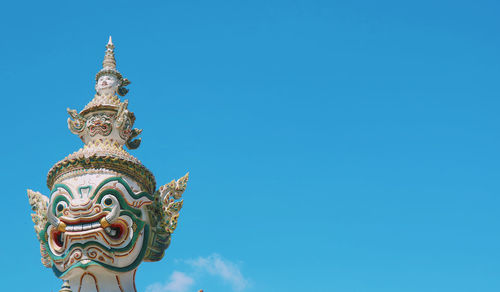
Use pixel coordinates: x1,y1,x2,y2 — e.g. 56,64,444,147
68,198,93,212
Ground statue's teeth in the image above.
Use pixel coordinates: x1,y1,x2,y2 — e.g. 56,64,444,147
63,221,103,232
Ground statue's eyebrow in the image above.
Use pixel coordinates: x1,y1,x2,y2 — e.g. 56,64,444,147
90,177,153,201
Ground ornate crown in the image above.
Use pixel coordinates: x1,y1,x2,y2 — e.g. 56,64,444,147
47,37,154,193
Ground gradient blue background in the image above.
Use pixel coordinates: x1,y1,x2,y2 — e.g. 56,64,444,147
1,0,499,291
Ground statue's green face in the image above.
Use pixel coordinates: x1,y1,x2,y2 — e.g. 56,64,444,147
41,172,153,277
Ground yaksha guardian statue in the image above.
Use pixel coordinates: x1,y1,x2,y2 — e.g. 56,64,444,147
27,37,188,292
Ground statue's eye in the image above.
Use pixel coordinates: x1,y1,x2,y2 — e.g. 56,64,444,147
102,195,116,207
56,201,68,214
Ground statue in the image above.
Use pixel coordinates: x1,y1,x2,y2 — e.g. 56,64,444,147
27,37,189,292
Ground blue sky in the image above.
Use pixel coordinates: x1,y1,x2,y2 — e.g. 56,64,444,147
1,0,499,291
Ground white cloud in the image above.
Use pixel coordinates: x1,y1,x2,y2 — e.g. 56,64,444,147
187,253,249,291
146,271,194,292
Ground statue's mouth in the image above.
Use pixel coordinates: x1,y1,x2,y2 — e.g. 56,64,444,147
52,213,125,248
60,213,106,231
61,214,105,232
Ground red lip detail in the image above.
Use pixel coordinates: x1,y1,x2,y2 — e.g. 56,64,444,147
108,222,125,240
52,229,64,248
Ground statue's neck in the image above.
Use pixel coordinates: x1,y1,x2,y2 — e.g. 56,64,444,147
63,267,137,292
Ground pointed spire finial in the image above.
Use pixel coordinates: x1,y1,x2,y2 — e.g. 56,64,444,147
103,36,116,69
